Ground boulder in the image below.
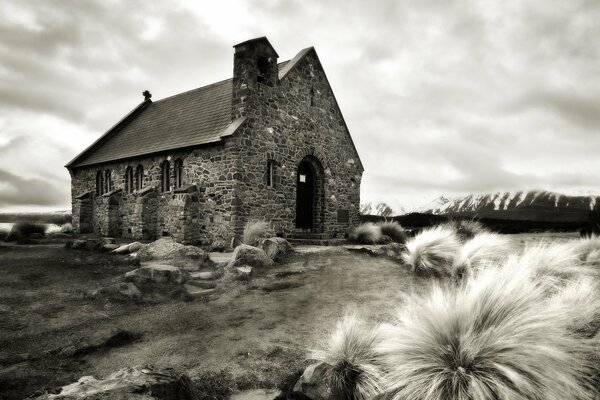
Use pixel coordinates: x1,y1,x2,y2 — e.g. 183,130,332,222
35,365,198,399
94,282,142,301
102,244,120,252
124,264,188,285
189,271,220,280
137,237,209,267
293,362,333,400
235,266,253,280
112,241,143,255
66,239,87,249
228,244,274,269
184,284,216,298
258,237,294,262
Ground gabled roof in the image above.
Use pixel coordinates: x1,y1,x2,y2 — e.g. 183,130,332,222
66,46,363,171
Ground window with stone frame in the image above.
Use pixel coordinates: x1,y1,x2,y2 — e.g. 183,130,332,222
310,86,315,107
161,161,171,192
104,170,112,193
135,165,144,191
96,171,103,195
174,159,183,189
125,166,134,194
267,159,276,188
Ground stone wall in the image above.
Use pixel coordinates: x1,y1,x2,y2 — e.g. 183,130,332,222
68,42,363,244
72,191,92,234
229,48,363,239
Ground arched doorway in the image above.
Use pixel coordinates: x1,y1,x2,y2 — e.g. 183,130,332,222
295,156,324,231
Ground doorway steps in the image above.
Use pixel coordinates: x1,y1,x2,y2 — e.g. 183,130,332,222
286,230,348,246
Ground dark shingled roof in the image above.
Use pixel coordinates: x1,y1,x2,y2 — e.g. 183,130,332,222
68,60,293,168
66,50,364,172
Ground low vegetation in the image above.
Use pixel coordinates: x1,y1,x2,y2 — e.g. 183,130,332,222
442,219,487,241
5,222,46,241
377,221,407,244
242,220,272,246
351,223,382,244
311,314,386,400
402,226,460,276
314,229,600,400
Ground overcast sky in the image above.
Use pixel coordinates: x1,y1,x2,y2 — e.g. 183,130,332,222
1,0,599,213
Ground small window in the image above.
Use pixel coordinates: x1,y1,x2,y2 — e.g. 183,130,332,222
174,159,183,189
267,160,275,187
125,167,134,194
104,170,112,193
96,171,103,195
310,87,315,107
257,56,269,83
135,165,144,191
161,161,170,192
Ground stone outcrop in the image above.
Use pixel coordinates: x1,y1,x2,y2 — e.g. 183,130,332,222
258,237,294,261
35,365,198,399
293,362,334,400
228,244,274,268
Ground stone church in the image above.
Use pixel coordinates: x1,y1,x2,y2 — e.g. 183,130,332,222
66,37,363,245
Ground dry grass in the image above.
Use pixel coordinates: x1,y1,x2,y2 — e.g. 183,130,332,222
402,226,460,276
311,314,386,400
5,222,46,241
377,262,598,400
60,223,73,234
441,220,487,242
351,223,382,245
451,232,511,281
378,222,407,244
242,220,271,246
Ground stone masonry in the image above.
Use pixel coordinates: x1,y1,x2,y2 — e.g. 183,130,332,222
67,37,364,246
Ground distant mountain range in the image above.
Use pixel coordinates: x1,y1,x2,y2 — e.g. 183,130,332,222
420,191,600,223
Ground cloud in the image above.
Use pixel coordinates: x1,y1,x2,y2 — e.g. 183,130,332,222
0,0,599,212
0,169,66,207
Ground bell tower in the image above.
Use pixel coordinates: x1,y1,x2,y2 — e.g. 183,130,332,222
232,37,279,119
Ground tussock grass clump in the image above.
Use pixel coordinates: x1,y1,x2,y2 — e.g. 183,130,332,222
242,220,271,246
351,223,382,245
378,221,407,244
377,263,598,400
5,221,46,241
548,277,600,337
60,223,73,234
442,219,487,242
402,226,460,276
451,232,512,281
312,314,386,400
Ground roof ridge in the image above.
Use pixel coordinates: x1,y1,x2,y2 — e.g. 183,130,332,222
153,77,233,104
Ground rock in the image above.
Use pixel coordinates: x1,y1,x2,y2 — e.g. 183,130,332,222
102,243,120,252
229,244,274,269
102,237,116,245
66,239,86,249
34,365,197,399
235,266,253,280
230,389,281,400
95,282,142,301
378,235,394,244
84,239,104,251
258,237,294,261
186,280,217,289
189,271,220,280
184,284,216,298
377,242,405,259
137,237,210,267
293,362,333,400
29,233,44,240
124,264,188,285
112,241,143,255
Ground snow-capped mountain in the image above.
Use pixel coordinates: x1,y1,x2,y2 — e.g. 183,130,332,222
422,191,600,220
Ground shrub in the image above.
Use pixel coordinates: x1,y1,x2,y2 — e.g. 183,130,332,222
377,262,598,400
312,314,386,400
5,222,46,241
402,226,460,276
451,232,512,281
378,221,407,244
442,219,487,242
548,277,600,337
351,223,382,245
242,220,271,246
60,223,73,234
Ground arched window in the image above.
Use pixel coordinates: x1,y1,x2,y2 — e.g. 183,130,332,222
174,159,183,189
135,165,144,191
161,161,170,192
125,167,133,194
257,56,270,83
96,171,103,195
104,170,112,193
